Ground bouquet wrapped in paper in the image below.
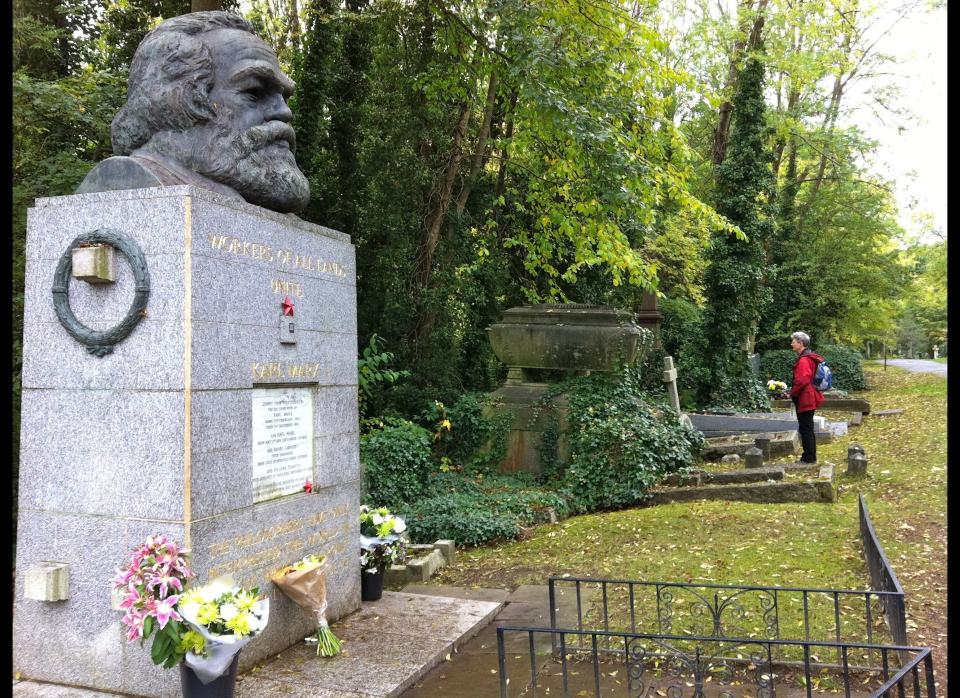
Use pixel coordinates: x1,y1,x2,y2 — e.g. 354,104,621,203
176,576,270,684
270,555,341,656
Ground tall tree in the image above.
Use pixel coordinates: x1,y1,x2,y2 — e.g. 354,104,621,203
699,55,776,406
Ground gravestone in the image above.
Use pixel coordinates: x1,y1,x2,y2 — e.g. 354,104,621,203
847,453,868,476
754,436,772,460
13,12,360,697
663,356,681,413
745,446,764,469
847,444,868,475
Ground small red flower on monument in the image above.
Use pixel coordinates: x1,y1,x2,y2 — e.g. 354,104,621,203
282,296,295,316
303,479,313,493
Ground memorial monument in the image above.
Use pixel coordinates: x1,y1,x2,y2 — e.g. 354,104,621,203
14,12,360,696
485,304,646,472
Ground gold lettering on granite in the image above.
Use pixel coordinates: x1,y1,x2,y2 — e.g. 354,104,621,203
251,362,322,381
286,363,320,380
206,234,348,278
271,279,304,297
251,362,283,380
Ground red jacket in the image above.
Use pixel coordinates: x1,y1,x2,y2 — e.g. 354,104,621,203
791,350,825,413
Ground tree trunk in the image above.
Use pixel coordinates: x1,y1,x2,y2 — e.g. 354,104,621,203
191,0,221,11
409,98,474,360
455,69,499,216
712,0,768,166
493,90,518,211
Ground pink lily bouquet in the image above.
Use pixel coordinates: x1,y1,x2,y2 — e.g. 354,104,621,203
112,535,197,668
112,536,269,684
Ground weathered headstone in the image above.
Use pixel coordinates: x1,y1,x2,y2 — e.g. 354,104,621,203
663,355,681,413
847,453,868,476
748,352,761,378
754,436,772,460
14,13,360,697
484,304,644,473
745,446,764,469
847,444,868,475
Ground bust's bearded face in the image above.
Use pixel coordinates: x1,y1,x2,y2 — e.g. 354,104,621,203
145,28,310,213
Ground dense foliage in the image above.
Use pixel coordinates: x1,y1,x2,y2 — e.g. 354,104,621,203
700,56,775,407
760,345,867,393
359,418,433,510
540,366,705,514
397,473,571,547
12,0,943,548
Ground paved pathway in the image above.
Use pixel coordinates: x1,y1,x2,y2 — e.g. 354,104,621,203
13,590,504,698
871,358,947,377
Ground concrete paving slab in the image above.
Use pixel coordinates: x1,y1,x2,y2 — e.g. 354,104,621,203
237,591,502,698
13,590,503,698
402,584,511,603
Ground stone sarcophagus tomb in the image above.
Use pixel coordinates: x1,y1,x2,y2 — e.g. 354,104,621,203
486,304,647,473
13,12,360,697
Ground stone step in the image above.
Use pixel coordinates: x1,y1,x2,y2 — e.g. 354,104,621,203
773,397,871,414
661,466,785,487
650,465,836,505
702,431,799,460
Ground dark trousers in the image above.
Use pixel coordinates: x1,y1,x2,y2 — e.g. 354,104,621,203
796,409,817,463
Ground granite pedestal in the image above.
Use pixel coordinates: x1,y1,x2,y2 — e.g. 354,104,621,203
14,187,361,697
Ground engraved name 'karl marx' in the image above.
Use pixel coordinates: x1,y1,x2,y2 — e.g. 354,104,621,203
76,11,310,214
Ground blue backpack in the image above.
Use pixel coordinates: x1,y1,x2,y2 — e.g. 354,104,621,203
812,360,833,392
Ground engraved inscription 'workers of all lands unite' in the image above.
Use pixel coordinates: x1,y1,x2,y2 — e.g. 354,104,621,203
208,233,348,278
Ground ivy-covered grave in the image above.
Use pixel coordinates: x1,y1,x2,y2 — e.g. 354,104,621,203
359,356,706,556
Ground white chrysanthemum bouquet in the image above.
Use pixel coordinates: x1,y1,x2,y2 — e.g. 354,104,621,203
766,379,789,399
359,505,407,573
177,576,270,684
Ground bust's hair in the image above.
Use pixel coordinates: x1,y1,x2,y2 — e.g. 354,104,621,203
791,331,811,347
111,12,257,155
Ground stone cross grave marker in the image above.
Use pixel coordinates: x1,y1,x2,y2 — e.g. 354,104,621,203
663,356,681,413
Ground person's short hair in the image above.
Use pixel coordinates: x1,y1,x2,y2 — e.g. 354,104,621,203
111,12,256,155
791,331,811,347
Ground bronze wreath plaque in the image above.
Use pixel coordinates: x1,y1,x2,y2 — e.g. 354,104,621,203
52,228,150,357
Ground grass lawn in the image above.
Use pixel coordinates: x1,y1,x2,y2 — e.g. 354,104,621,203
429,365,947,692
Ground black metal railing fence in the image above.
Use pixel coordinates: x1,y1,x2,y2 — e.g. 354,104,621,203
496,625,935,698
859,494,908,646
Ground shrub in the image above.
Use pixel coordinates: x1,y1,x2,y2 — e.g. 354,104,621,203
541,366,705,514
396,473,570,546
422,392,512,473
360,418,433,510
760,344,866,392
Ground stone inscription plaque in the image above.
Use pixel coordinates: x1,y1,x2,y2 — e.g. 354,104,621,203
251,387,314,502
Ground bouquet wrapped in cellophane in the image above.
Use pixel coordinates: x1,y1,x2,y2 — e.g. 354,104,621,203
270,555,341,656
177,576,270,684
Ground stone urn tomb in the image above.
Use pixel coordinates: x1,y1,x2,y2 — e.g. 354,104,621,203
485,304,645,473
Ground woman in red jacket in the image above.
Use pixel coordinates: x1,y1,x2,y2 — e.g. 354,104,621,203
789,331,825,464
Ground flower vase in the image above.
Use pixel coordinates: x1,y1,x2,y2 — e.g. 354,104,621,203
180,652,241,698
361,567,384,601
